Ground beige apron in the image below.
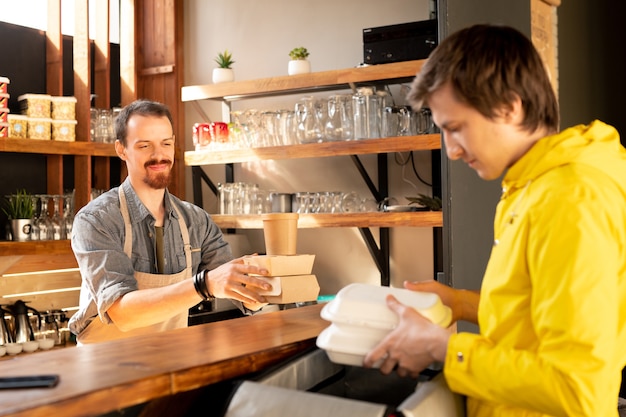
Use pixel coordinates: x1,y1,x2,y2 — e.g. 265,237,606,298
78,187,193,344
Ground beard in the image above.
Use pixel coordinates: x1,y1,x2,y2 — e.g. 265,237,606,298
143,159,173,189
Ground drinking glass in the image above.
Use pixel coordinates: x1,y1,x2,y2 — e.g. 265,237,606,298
229,110,248,148
277,109,297,145
243,109,262,147
353,88,382,139
416,108,435,134
295,192,312,214
260,111,279,147
193,122,213,151
324,95,344,141
295,96,323,144
341,191,361,213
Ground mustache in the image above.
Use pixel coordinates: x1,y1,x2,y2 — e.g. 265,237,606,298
144,159,172,168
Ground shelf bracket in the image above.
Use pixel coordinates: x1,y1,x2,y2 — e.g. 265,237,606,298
350,155,384,202
359,227,390,286
351,153,390,286
192,166,217,207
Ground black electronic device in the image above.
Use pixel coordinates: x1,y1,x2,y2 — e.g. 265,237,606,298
363,19,438,65
0,375,60,389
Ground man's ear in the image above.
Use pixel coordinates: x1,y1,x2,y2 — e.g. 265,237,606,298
114,140,126,160
496,93,523,124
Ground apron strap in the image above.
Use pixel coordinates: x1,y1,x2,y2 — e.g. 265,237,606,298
171,202,193,275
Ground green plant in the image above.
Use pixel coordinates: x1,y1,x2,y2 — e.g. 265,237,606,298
406,194,442,211
214,50,235,69
2,189,34,219
289,47,309,60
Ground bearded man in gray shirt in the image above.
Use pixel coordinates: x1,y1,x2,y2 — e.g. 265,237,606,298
69,100,270,344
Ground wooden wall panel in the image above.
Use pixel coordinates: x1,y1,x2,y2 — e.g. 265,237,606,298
0,253,77,275
0,269,81,315
135,0,185,199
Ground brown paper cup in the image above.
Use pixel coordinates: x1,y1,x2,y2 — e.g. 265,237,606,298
262,213,299,255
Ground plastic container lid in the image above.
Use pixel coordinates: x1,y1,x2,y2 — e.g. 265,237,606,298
17,93,52,101
0,76,10,83
51,96,77,102
320,283,452,329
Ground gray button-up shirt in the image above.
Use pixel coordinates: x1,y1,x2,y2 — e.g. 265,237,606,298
69,179,233,335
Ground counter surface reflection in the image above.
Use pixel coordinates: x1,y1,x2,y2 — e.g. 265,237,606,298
0,303,326,417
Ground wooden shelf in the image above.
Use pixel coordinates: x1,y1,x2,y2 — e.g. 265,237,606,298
181,60,425,102
185,134,440,166
0,138,117,157
0,240,72,256
211,211,443,229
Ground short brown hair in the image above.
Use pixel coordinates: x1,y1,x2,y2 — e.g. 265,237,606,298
115,99,174,147
407,24,559,133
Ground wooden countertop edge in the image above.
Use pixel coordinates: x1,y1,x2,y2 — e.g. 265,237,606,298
0,304,327,417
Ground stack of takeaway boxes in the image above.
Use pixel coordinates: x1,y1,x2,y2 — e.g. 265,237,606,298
0,77,77,142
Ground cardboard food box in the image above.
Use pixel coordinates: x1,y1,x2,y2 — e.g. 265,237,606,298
258,274,320,304
27,117,51,140
51,96,77,120
51,119,77,141
18,94,52,118
7,114,28,138
243,254,315,276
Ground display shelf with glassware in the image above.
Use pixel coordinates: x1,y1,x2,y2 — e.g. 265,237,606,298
182,60,442,285
182,59,442,230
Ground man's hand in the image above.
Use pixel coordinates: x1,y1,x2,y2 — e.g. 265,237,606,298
404,280,479,325
363,294,452,378
205,256,272,305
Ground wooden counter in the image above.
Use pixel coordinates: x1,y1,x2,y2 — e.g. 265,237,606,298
0,303,327,417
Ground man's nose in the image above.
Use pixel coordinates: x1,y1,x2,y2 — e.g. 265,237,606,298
443,136,463,160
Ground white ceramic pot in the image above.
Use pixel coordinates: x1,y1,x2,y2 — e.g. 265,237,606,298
288,59,311,75
212,68,234,84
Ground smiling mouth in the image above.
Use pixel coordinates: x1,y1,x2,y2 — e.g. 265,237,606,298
145,160,172,170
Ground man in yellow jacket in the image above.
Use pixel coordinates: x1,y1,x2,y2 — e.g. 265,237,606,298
365,24,626,416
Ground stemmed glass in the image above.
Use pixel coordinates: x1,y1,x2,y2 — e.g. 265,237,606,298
30,196,41,241
62,193,74,239
50,195,65,240
35,195,53,241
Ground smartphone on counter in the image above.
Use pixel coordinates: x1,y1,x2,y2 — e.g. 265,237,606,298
0,375,60,389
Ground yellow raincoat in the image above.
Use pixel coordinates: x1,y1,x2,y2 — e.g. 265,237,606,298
443,121,626,416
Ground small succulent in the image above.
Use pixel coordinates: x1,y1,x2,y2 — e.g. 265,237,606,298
214,50,235,69
406,194,442,211
289,47,309,60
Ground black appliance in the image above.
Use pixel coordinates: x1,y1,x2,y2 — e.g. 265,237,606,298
363,19,438,65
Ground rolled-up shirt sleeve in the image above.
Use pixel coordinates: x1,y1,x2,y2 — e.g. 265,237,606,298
70,197,138,333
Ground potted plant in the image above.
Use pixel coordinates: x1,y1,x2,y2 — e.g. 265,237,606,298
406,194,443,211
212,50,235,84
288,47,311,75
2,189,34,241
